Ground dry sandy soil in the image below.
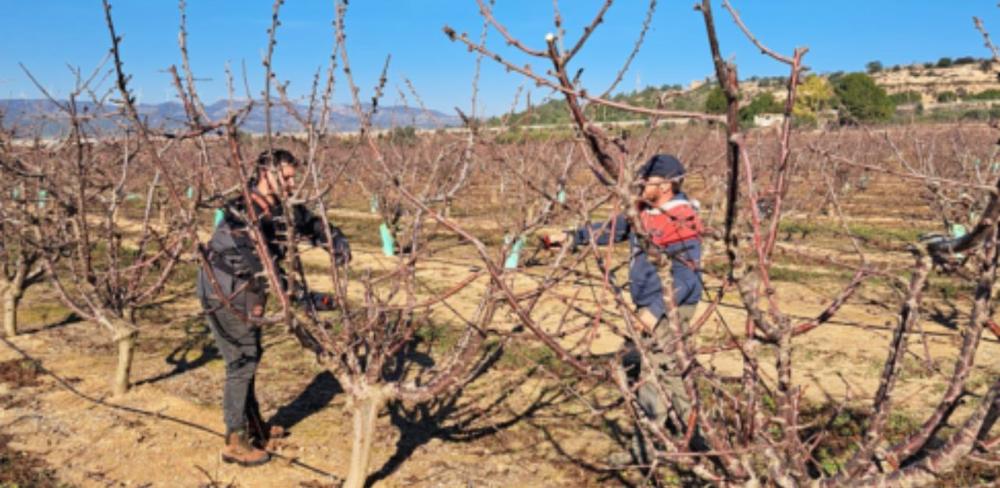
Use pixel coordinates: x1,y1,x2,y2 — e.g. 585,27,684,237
0,245,625,488
3,175,1000,487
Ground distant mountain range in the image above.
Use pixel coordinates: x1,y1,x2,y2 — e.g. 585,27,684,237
0,99,462,137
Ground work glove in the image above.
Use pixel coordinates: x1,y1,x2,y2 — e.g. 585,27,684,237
307,291,338,311
291,286,338,311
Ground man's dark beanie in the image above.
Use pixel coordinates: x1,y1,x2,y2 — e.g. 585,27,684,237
636,154,685,180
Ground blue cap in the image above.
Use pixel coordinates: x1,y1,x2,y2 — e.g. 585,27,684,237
636,154,685,180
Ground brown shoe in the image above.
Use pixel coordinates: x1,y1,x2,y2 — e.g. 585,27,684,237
221,430,270,467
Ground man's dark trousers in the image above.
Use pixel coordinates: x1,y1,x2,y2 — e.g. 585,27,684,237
197,268,266,436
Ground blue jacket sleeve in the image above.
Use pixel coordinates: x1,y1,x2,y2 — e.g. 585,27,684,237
629,253,666,319
570,214,631,248
294,204,351,262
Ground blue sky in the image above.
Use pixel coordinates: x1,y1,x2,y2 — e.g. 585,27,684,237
2,1,997,116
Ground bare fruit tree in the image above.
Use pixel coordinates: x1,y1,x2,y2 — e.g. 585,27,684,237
0,141,51,338
141,1,529,485
4,5,197,396
444,0,1000,484
6,0,1000,485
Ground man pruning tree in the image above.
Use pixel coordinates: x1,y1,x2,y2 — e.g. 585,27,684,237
196,148,352,467
542,154,704,460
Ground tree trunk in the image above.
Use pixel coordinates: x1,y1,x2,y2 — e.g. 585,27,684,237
344,390,387,488
2,287,17,337
113,324,138,396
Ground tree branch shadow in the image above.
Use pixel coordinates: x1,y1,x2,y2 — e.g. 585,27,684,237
268,370,343,431
928,301,961,331
135,319,218,387
0,335,334,478
22,312,82,335
365,345,569,487
528,416,639,488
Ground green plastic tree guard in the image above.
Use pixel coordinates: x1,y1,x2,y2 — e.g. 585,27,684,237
379,222,396,256
370,195,396,256
951,223,968,260
504,235,525,269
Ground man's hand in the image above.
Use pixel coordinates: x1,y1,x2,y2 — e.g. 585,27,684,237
333,234,351,266
540,232,569,250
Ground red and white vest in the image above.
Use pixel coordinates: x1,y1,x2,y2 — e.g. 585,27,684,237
640,198,703,247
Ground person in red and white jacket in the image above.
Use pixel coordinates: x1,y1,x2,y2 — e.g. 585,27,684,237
542,154,704,456
544,155,702,324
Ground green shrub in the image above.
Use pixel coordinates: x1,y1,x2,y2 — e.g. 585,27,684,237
888,91,922,105
704,86,728,114
966,89,1000,101
833,72,895,122
740,92,784,125
936,91,958,103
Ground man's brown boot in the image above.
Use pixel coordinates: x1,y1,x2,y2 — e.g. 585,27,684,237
221,430,270,467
